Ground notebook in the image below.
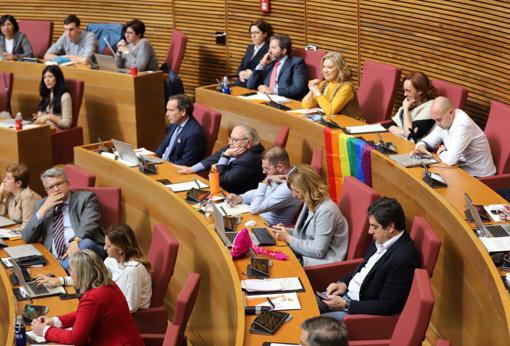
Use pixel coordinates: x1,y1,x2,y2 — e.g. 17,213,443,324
464,193,510,252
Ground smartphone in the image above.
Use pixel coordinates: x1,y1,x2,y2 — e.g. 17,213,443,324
59,293,82,300
315,291,328,301
241,92,258,97
157,178,172,185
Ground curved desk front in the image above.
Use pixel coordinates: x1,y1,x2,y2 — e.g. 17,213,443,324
74,145,319,345
195,84,510,345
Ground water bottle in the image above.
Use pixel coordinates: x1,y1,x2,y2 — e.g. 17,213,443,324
14,315,26,346
221,76,230,94
15,112,23,130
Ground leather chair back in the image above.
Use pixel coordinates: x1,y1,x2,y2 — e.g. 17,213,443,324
166,29,187,75
292,48,326,81
193,102,221,157
485,100,510,175
0,71,13,113
310,148,323,175
410,216,441,277
273,127,289,148
64,164,96,188
432,79,468,110
71,187,121,230
18,20,53,58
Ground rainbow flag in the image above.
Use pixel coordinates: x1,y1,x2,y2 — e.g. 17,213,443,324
324,128,372,202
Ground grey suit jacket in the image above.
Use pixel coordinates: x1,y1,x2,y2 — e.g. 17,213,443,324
289,198,348,267
0,32,33,59
22,191,104,251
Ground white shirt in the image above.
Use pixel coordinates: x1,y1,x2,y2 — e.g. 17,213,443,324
347,231,404,301
417,109,496,177
104,257,152,313
4,38,14,53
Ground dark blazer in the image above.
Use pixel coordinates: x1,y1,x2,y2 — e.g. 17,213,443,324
200,143,265,194
45,284,144,346
246,55,308,100
0,32,33,59
234,42,269,87
155,116,206,166
22,191,104,250
342,231,420,315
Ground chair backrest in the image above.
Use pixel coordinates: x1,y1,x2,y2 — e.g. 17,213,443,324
18,20,53,59
273,127,289,148
0,71,13,113
338,176,380,259
292,48,326,81
165,273,201,346
193,102,221,157
358,60,401,123
64,79,85,128
390,269,434,346
166,29,187,75
432,79,468,110
484,100,510,175
310,148,323,175
71,187,120,230
147,224,179,307
410,216,441,277
64,164,96,188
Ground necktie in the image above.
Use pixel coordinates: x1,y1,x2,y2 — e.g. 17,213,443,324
53,205,66,258
269,61,280,90
162,126,183,161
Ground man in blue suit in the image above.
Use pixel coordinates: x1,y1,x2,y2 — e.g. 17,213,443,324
156,94,206,166
246,34,308,100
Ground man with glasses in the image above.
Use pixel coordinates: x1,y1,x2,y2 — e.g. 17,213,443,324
175,125,265,194
226,146,301,225
22,167,105,270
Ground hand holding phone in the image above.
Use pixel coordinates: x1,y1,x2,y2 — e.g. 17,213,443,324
316,290,328,301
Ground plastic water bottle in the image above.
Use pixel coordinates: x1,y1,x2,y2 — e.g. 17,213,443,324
221,76,230,94
14,315,26,346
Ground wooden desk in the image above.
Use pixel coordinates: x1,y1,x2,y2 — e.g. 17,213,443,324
74,145,318,345
194,86,510,345
0,123,52,195
0,241,78,346
0,60,166,150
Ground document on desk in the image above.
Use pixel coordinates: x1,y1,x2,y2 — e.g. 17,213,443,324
216,201,251,216
344,123,387,134
0,228,22,239
0,215,16,227
245,292,301,310
483,204,510,222
241,277,304,294
168,180,209,192
287,107,322,115
4,244,42,259
239,93,290,103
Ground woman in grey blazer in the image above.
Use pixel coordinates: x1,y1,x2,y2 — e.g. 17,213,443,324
115,19,158,72
0,15,33,60
271,164,349,267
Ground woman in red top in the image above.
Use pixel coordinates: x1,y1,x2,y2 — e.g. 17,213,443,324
31,249,144,346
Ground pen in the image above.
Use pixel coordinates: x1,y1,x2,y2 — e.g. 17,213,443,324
194,179,201,189
220,205,227,216
267,297,275,310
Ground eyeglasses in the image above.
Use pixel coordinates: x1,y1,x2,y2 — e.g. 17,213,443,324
228,137,249,143
44,180,67,192
250,31,262,36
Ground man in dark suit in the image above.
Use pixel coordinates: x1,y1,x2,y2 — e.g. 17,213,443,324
246,34,308,100
175,125,265,194
22,167,106,270
156,94,206,166
318,197,420,320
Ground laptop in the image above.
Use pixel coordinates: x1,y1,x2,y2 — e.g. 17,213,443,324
0,215,16,227
464,193,510,252
93,53,130,73
12,260,65,299
112,139,164,166
389,153,437,168
213,203,238,248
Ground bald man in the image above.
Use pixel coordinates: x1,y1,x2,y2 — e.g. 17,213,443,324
413,96,495,177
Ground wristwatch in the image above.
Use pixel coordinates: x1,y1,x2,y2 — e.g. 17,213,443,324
343,297,351,312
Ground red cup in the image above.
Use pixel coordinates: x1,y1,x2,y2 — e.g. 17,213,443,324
130,66,138,76
15,119,23,130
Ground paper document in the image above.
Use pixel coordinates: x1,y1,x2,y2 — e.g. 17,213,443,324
134,148,156,156
239,92,289,103
0,215,16,227
241,277,303,293
0,228,22,239
216,201,251,216
168,180,209,192
245,292,301,310
483,204,510,222
4,244,42,259
287,108,322,115
345,123,387,134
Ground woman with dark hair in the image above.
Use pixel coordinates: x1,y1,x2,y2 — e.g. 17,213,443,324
31,250,144,345
0,163,40,228
0,14,33,60
115,19,158,71
387,71,437,142
33,65,72,129
36,224,152,313
235,19,273,86
270,164,349,267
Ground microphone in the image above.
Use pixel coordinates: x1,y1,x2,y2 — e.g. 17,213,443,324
263,92,291,111
103,37,117,56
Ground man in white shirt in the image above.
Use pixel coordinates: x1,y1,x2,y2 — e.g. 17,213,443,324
317,197,420,320
413,96,496,177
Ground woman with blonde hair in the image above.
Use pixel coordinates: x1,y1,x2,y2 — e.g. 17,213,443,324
31,250,144,345
36,224,152,313
302,51,363,119
271,164,348,266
